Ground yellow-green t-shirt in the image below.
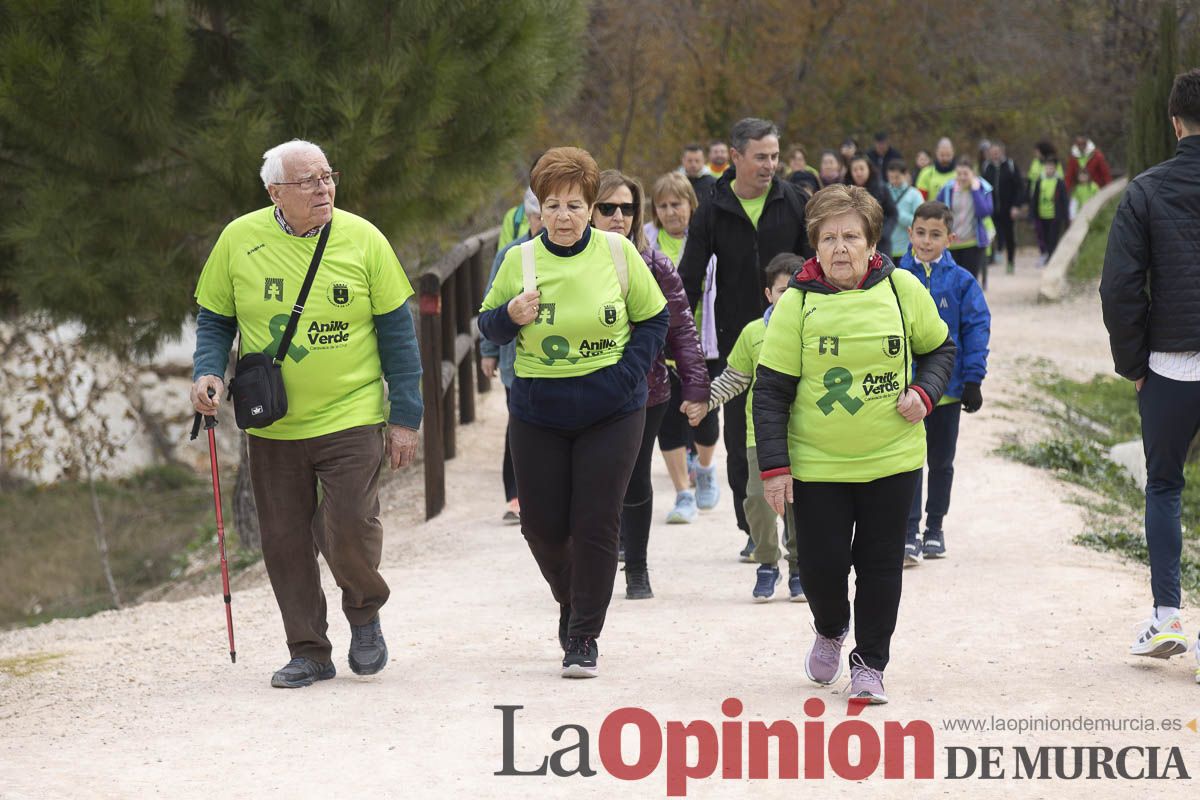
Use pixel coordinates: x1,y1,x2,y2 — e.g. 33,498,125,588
731,180,767,229
726,317,766,447
657,228,685,267
194,207,413,441
916,165,954,202
757,270,949,482
479,231,666,378
498,204,531,252
1038,176,1059,220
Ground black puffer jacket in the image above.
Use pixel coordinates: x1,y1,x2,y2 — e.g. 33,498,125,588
753,254,957,477
1099,136,1200,380
678,169,813,358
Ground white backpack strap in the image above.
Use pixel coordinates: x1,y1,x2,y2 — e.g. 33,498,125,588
519,239,537,294
604,230,629,298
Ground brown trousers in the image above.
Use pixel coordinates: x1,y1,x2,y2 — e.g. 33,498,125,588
248,424,389,663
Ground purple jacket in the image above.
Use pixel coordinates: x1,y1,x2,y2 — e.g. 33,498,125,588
641,248,710,407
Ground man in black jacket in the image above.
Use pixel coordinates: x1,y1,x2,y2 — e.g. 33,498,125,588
679,117,812,552
1100,68,1200,669
981,141,1024,272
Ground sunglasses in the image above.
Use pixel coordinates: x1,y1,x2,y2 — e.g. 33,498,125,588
595,202,638,217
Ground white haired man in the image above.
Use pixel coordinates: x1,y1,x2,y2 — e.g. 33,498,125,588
190,139,422,688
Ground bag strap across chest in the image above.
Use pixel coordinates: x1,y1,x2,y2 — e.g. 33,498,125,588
520,230,629,298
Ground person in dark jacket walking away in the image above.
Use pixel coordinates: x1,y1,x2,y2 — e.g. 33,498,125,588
592,170,710,600
679,117,813,560
981,142,1024,273
1099,69,1200,676
479,148,668,678
680,143,716,204
754,184,955,704
899,202,991,564
1029,156,1070,265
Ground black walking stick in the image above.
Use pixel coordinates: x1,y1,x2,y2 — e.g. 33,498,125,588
191,388,236,663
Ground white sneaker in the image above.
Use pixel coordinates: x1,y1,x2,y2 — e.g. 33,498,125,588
1130,613,1188,658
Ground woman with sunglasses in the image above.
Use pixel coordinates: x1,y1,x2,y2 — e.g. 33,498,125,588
479,149,668,678
591,170,709,600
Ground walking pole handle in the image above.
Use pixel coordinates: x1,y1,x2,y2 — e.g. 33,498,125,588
189,387,220,438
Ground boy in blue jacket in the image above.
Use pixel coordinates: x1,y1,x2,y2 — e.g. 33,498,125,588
899,201,991,563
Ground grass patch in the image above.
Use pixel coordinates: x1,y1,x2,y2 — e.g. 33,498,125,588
0,464,257,629
997,371,1200,597
1068,192,1121,284
0,652,65,678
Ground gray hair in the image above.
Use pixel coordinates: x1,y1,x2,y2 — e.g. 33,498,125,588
936,136,954,151
730,118,779,154
260,139,326,189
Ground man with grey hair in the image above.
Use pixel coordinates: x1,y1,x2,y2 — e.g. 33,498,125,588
190,139,423,688
678,117,812,581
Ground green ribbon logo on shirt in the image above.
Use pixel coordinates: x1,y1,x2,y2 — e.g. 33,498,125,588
539,335,577,366
267,313,310,363
817,367,863,416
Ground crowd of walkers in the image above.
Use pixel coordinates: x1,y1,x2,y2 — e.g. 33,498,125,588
478,116,1058,702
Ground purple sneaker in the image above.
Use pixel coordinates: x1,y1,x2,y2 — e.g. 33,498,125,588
805,627,847,685
848,653,888,704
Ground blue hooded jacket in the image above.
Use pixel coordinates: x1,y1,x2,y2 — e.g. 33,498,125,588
898,247,990,400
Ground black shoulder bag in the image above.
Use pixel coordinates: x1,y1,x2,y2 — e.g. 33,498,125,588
228,221,331,429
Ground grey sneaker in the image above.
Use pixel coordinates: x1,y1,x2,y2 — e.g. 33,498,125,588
270,656,336,689
805,627,847,685
348,616,388,675
849,653,888,704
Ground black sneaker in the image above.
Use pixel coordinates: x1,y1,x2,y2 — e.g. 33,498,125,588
270,656,336,689
625,566,653,600
562,636,599,678
922,531,946,559
558,604,570,652
348,616,388,675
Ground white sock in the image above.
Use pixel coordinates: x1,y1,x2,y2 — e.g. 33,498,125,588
696,463,715,474
1155,606,1181,623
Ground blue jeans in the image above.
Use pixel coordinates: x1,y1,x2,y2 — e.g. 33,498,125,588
1138,371,1200,609
908,402,962,541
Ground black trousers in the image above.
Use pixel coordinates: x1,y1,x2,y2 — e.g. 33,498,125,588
509,408,645,638
723,391,750,534
991,211,1016,266
792,470,920,671
658,365,720,451
907,403,962,539
620,401,670,570
953,245,985,280
502,388,517,502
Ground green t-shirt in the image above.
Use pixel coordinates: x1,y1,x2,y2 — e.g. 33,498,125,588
731,180,767,229
916,165,954,202
757,270,949,482
657,228,685,267
195,207,414,440
479,231,666,379
726,318,766,447
498,204,531,251
1038,176,1059,220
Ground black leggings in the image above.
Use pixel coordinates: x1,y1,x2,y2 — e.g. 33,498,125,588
791,470,919,671
620,401,670,570
509,408,645,638
657,365,720,450
502,388,517,502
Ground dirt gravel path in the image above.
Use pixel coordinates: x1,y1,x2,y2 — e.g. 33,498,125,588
3,251,1198,799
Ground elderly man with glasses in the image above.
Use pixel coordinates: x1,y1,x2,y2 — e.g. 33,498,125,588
190,139,422,688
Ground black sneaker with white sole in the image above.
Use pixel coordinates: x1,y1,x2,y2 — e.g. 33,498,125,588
271,656,336,688
921,531,946,559
562,635,599,678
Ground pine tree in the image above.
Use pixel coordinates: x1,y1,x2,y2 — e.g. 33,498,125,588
1128,4,1179,176
0,0,587,353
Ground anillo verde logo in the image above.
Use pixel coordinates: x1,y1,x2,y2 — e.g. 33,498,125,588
267,313,309,362
816,367,863,416
539,335,578,366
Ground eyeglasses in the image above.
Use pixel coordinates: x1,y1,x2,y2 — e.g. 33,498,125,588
595,202,637,217
274,171,341,191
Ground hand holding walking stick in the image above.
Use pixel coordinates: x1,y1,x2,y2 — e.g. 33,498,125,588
190,387,237,663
